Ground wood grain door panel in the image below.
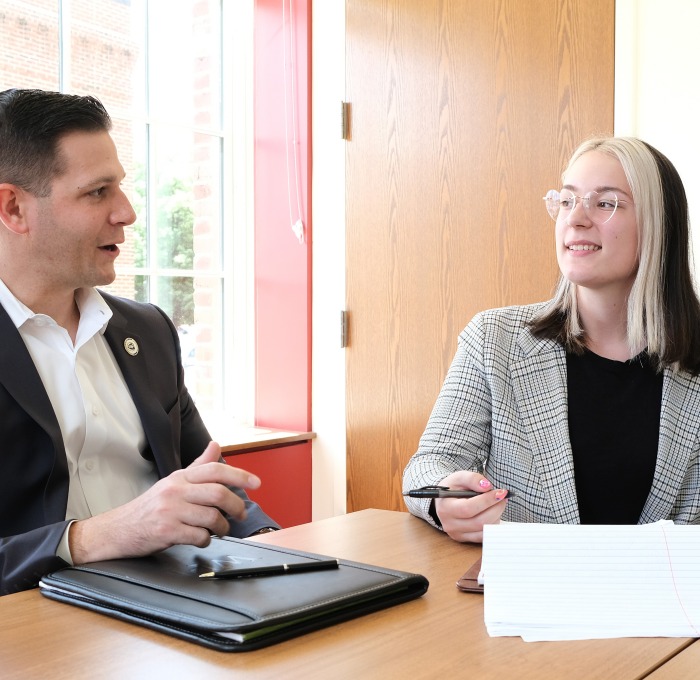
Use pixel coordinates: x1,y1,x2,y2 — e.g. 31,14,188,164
345,0,614,512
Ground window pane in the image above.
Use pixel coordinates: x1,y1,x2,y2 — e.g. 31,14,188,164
147,0,222,129
106,273,148,303
68,0,142,118
151,128,223,271
1,0,241,424
157,276,224,414
0,0,60,90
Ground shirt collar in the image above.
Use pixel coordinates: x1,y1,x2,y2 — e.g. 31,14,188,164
0,278,112,335
75,287,113,335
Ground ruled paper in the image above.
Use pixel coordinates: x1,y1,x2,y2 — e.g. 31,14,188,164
481,521,700,641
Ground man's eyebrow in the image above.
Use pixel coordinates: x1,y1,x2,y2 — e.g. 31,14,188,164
77,174,124,190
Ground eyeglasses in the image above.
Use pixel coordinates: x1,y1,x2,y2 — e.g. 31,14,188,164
543,188,630,224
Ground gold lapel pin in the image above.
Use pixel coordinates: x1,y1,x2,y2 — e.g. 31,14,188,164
123,338,139,356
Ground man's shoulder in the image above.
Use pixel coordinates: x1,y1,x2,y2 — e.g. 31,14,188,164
97,290,177,343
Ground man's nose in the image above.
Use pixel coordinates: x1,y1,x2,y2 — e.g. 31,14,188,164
112,189,137,226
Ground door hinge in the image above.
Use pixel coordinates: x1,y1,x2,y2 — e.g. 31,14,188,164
341,310,349,348
341,101,351,140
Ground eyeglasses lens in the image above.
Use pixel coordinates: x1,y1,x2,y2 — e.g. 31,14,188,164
543,189,619,224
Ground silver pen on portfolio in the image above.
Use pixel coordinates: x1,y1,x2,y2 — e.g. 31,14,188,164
199,559,340,579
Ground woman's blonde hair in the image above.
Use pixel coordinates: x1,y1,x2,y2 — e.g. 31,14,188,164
529,137,700,373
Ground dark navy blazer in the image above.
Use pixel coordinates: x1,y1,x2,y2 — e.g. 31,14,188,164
0,291,278,595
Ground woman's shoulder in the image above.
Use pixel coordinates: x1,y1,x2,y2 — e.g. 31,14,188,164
467,301,549,334
457,302,553,360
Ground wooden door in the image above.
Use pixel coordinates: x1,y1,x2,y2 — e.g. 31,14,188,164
345,0,615,511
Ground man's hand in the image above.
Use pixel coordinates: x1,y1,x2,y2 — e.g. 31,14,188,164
434,470,510,543
69,441,261,564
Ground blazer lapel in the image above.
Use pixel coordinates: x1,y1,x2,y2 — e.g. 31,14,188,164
0,304,69,520
511,328,580,524
102,305,179,478
641,369,700,522
0,308,63,440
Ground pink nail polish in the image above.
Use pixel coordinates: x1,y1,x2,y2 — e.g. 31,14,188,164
494,489,507,501
479,479,491,488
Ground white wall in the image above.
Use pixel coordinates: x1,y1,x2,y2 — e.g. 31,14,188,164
311,0,346,520
615,0,700,274
310,0,700,521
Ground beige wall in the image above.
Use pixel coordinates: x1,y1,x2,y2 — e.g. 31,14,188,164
311,0,346,519
615,0,700,274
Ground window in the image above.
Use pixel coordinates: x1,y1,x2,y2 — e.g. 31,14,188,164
0,0,255,427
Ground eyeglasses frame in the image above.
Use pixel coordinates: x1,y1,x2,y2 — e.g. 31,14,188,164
543,188,632,225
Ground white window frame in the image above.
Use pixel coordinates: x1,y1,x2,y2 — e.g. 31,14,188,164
225,0,256,427
2,0,255,428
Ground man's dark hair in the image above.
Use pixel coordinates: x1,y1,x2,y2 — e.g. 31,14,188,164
0,88,112,196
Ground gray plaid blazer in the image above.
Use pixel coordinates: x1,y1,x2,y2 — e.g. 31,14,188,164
403,303,700,528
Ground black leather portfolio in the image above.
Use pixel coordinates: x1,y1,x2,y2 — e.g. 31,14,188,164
39,536,429,651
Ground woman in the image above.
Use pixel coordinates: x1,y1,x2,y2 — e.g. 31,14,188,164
403,137,700,542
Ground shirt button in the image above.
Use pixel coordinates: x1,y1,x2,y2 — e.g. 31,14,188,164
84,460,95,472
92,405,100,416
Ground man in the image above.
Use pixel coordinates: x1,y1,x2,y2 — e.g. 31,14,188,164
0,88,278,595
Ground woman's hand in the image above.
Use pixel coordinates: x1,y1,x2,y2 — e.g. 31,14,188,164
434,470,510,543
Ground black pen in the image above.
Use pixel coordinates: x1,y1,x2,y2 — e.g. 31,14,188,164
403,485,514,499
198,559,340,579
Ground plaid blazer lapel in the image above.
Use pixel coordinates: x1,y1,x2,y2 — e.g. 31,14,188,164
511,328,580,524
641,368,700,522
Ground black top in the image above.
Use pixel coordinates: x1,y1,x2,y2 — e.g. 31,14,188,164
566,349,663,524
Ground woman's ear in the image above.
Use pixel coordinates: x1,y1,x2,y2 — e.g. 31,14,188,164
0,184,31,235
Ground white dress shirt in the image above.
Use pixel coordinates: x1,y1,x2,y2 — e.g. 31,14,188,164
0,280,159,558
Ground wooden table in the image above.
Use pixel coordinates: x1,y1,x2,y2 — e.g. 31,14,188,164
644,638,700,679
0,509,696,680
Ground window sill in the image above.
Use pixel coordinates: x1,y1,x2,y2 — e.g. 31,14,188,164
212,425,316,454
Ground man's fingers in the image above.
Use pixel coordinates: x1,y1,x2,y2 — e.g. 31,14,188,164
187,440,223,467
185,441,262,490
184,461,261,491
182,482,248,522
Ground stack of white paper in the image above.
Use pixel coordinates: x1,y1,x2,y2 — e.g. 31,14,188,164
481,521,700,641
